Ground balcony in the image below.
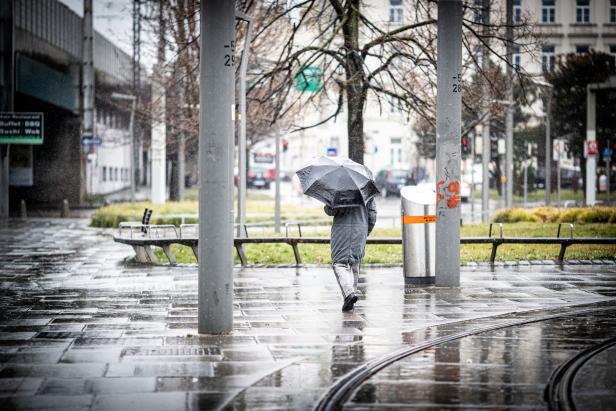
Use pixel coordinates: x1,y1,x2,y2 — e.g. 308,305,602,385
603,23,616,39
568,23,598,38
535,23,564,38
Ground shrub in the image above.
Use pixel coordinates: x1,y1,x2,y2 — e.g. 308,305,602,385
492,208,539,223
492,206,616,224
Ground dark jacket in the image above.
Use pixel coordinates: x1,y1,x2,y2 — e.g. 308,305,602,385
324,198,377,264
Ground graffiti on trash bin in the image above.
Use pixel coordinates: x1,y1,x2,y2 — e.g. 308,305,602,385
436,180,460,209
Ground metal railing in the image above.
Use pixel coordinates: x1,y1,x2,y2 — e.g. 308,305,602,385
113,223,616,267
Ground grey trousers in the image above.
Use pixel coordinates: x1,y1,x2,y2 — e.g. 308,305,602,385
333,261,360,299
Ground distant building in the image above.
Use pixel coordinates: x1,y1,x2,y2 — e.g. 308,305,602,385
7,0,147,211
514,0,616,72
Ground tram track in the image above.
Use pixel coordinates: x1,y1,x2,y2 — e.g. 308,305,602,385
545,336,616,411
314,304,616,411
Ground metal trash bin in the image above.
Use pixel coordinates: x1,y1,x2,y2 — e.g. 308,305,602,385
401,184,436,285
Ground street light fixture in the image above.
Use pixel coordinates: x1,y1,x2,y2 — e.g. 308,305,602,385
111,92,137,202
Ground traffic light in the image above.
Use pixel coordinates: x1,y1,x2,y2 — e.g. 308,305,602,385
282,138,288,152
461,135,471,157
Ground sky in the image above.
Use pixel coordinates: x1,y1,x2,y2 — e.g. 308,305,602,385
59,0,157,71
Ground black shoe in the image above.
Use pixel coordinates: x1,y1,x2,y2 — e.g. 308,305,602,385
342,293,358,312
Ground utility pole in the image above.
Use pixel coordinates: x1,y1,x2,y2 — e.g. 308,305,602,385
505,0,514,208
607,139,612,206
523,140,528,207
0,0,13,219
177,134,185,201
151,0,166,204
435,0,462,287
556,139,561,207
481,0,491,222
236,12,252,238
199,0,235,333
586,85,597,206
82,0,94,199
470,135,475,222
275,132,281,233
132,0,141,191
545,94,552,206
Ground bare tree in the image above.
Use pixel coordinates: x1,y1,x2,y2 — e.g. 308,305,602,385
248,0,537,164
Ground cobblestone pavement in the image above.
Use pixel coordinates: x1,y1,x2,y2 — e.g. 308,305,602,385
0,219,614,410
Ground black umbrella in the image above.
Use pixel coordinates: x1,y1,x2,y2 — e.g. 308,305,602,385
296,156,379,208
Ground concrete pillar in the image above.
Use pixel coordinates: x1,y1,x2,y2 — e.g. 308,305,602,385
199,0,235,333
0,0,14,219
82,0,94,198
435,0,462,287
586,87,596,205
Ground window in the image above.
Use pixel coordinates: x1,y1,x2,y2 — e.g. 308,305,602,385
542,0,555,23
115,168,119,181
611,0,616,23
102,166,107,182
512,46,521,70
610,45,616,64
390,137,403,165
474,0,483,23
513,0,522,22
576,44,590,54
389,96,402,113
541,45,555,72
576,0,590,23
389,0,403,23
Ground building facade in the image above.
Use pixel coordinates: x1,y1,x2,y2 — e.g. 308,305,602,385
7,0,141,211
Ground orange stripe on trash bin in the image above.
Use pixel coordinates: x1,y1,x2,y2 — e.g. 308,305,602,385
401,215,436,224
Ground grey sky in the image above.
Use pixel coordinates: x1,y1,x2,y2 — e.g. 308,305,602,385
59,0,156,71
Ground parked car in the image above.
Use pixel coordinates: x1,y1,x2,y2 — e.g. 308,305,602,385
375,168,409,197
247,167,271,189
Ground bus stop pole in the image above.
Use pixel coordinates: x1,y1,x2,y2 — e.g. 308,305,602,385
199,0,235,333
435,0,462,287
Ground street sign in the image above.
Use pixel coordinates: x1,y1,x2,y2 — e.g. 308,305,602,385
80,135,102,146
295,67,323,93
253,152,274,163
602,147,613,160
326,147,337,156
0,113,43,144
587,140,598,155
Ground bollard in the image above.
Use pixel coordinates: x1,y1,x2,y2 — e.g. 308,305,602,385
61,199,69,218
20,200,27,219
401,185,436,285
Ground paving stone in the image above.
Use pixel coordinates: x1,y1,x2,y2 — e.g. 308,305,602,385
92,392,187,411
0,218,615,409
0,394,93,410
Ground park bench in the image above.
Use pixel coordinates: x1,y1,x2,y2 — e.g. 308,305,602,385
113,219,616,266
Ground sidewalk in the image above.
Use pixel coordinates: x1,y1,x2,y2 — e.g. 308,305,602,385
0,218,614,410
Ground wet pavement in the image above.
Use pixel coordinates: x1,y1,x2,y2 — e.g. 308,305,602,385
0,218,615,410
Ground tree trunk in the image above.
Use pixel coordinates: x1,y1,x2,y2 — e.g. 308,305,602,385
341,0,365,164
346,80,365,164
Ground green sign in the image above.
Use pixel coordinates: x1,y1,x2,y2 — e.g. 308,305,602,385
0,113,44,144
295,67,323,92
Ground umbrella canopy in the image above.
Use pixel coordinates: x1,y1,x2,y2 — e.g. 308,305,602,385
296,156,379,208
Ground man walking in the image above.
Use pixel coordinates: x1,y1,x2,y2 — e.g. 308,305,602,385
325,198,377,311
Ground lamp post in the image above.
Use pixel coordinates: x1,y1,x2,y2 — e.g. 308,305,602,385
111,92,137,202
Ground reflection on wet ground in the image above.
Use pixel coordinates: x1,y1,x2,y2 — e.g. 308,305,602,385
345,304,616,409
0,219,614,410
